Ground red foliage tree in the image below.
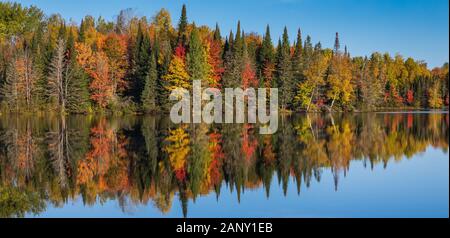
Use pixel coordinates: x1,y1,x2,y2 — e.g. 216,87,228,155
208,132,224,186
406,90,414,105
207,38,224,88
242,61,258,89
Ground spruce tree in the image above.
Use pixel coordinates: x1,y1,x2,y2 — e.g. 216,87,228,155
223,22,245,88
177,4,188,46
233,21,243,57
259,25,275,66
66,31,91,113
277,27,294,110
213,23,221,41
259,25,275,87
187,25,209,82
154,38,169,110
132,24,151,102
292,28,304,90
141,50,158,112
334,32,340,53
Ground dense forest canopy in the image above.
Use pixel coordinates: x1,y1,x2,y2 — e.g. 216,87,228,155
0,2,448,114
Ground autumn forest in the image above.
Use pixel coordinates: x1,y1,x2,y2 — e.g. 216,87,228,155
0,1,449,219
0,2,448,114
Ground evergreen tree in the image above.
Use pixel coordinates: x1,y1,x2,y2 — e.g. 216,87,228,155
141,50,158,112
187,25,209,83
258,25,275,87
177,4,188,46
30,24,48,108
132,23,151,102
213,23,221,41
334,32,340,53
303,35,313,64
292,28,304,89
277,27,294,110
222,22,245,88
259,25,275,66
66,31,91,113
233,21,243,57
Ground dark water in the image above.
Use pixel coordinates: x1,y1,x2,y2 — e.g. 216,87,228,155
0,112,448,218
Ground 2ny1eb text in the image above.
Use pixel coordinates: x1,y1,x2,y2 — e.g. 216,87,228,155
176,222,273,235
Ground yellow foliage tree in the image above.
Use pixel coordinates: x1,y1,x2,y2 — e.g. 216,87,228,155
162,45,190,91
164,126,191,180
327,54,354,110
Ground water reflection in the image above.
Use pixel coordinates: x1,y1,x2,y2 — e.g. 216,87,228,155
0,112,448,217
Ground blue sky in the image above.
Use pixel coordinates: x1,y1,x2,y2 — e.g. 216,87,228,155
11,0,449,68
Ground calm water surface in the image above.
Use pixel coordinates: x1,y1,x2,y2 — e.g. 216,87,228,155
0,112,448,218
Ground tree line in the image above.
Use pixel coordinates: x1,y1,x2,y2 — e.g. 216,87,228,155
0,2,448,114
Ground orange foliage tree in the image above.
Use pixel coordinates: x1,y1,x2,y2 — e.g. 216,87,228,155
75,42,114,108
102,33,128,96
206,38,224,88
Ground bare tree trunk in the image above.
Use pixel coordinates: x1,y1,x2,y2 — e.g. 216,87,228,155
329,92,338,112
307,86,316,112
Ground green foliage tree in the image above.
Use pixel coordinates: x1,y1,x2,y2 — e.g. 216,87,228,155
187,25,209,83
277,27,294,110
141,50,158,112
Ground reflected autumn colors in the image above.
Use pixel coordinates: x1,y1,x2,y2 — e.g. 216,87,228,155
0,112,448,218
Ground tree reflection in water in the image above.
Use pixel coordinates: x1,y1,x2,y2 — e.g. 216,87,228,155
0,112,448,217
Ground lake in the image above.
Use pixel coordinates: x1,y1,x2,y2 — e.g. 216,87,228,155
0,112,448,218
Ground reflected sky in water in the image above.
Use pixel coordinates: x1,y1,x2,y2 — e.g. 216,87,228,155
37,148,449,218
0,112,448,218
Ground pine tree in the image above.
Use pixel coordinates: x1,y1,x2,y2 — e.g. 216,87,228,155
259,25,274,64
66,31,91,113
277,27,294,110
334,32,340,53
292,29,303,82
132,24,151,102
187,25,209,83
233,21,243,57
177,4,188,46
141,50,158,112
259,25,275,88
213,23,221,41
222,23,244,88
30,24,48,108
303,35,313,65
